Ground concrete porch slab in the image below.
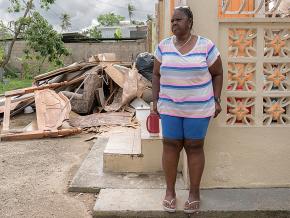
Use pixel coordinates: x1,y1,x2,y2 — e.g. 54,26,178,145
69,137,186,193
93,188,290,217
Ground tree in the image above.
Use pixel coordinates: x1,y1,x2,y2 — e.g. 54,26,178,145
82,26,102,39
23,12,69,74
97,12,125,26
0,21,13,64
146,14,153,22
60,13,71,32
0,47,4,65
0,21,13,40
114,28,122,40
0,0,56,72
87,26,102,39
128,3,135,24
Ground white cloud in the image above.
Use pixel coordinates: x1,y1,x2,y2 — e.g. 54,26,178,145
0,0,157,32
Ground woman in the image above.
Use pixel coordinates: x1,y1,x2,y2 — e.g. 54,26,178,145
152,6,223,214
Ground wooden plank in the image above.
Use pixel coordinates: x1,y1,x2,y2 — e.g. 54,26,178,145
122,64,138,105
2,97,11,132
34,62,98,82
69,112,133,128
103,64,125,88
97,53,116,62
95,88,105,107
0,94,35,114
0,99,35,124
0,101,19,114
0,128,82,141
5,76,86,98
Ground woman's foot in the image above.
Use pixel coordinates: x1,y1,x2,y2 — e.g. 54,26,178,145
162,191,176,213
184,192,200,214
184,199,200,214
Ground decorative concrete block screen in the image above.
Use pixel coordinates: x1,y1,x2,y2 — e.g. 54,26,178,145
218,0,290,127
220,0,288,17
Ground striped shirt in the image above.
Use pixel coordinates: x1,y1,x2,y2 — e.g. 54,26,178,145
154,35,220,118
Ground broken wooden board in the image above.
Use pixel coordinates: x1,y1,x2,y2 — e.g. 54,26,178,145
97,53,116,63
0,128,81,141
104,64,125,88
95,87,105,107
5,75,86,98
0,93,34,106
0,94,35,114
61,66,102,114
69,112,133,129
0,101,19,114
122,64,138,105
34,89,71,131
47,70,84,85
0,98,35,125
103,64,149,105
104,88,123,112
2,97,11,132
34,62,98,82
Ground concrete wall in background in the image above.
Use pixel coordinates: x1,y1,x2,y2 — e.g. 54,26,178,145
7,39,147,71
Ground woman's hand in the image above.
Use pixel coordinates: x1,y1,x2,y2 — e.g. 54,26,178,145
214,102,222,118
153,101,159,114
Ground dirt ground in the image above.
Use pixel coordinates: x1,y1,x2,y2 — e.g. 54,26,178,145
0,113,96,218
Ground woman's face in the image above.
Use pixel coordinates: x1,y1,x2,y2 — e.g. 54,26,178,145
171,9,191,36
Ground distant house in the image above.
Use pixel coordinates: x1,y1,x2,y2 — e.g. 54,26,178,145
98,25,147,39
61,32,89,43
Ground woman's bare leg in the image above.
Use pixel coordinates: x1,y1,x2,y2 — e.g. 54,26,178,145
162,138,183,207
184,139,205,210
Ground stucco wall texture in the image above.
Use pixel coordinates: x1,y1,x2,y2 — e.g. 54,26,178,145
7,39,147,71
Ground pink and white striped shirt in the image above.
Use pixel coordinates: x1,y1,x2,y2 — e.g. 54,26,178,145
154,35,220,118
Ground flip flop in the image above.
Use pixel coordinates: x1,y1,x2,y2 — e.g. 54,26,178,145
162,198,176,213
184,200,200,214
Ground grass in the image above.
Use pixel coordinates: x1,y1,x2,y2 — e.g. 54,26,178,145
0,78,33,95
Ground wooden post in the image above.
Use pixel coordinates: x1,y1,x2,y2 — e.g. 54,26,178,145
0,128,82,141
2,97,11,132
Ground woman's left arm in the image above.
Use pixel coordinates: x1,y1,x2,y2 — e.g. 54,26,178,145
209,56,223,118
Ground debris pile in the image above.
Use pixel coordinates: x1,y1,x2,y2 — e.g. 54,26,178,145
0,53,153,141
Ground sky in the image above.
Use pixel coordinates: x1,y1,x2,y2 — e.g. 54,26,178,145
0,0,157,32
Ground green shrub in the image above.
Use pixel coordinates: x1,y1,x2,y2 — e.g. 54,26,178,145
0,45,4,63
0,78,32,94
4,65,20,79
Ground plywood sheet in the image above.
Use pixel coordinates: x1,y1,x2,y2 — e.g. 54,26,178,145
35,89,71,131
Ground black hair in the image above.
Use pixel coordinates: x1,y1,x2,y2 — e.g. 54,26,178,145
176,7,193,30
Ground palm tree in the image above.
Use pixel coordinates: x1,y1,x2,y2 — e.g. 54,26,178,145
146,14,153,22
128,3,135,24
60,13,71,32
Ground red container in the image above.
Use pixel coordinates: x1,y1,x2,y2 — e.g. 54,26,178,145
146,112,160,137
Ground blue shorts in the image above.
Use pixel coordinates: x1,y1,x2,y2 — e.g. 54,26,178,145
160,114,211,140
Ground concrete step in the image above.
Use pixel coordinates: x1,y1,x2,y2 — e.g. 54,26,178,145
103,127,183,173
104,129,141,155
93,188,290,217
103,129,144,173
69,137,187,193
